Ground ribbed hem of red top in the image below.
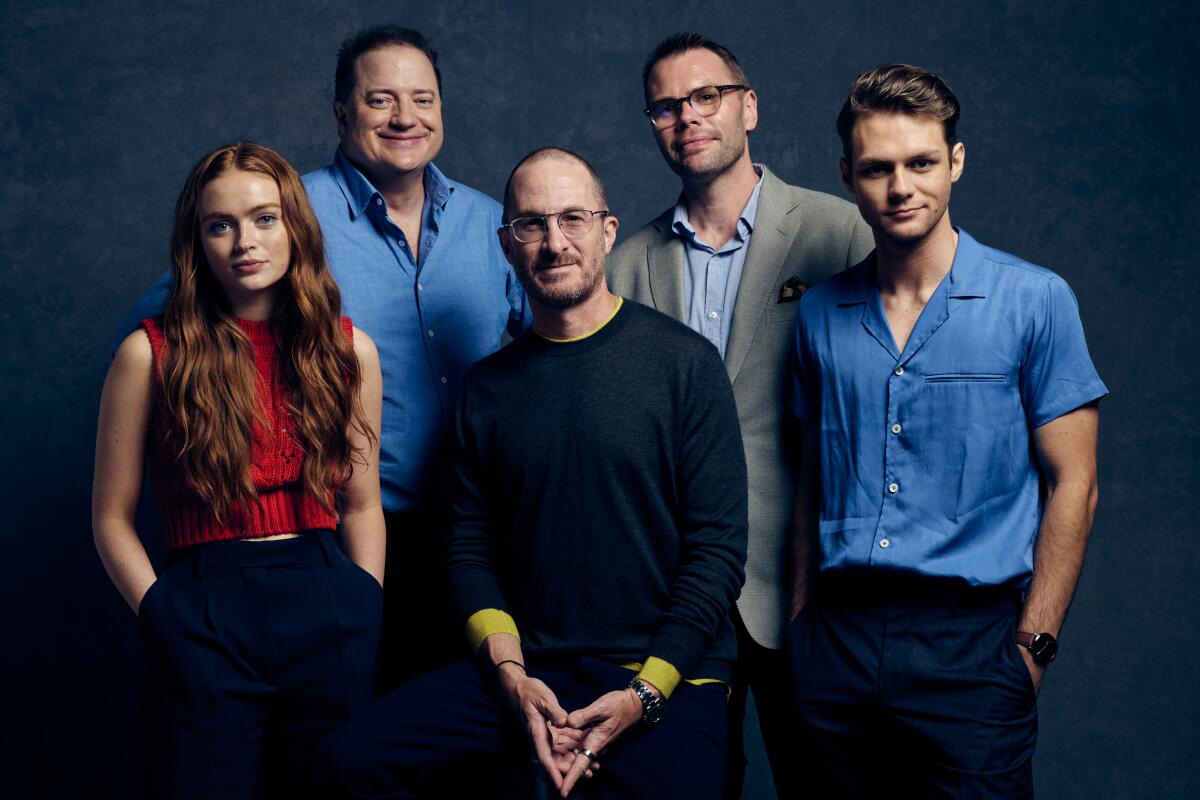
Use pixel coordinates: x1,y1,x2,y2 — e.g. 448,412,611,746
162,487,338,550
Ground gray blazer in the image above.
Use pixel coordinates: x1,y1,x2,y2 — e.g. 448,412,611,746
607,166,874,649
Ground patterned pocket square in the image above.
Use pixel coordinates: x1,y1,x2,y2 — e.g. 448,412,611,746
778,275,807,303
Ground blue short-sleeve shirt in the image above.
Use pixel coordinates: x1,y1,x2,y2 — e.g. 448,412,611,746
789,229,1107,586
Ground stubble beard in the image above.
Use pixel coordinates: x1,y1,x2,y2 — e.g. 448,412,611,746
667,129,745,185
878,202,948,250
521,254,604,311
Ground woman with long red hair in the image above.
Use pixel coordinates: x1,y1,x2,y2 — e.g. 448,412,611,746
92,142,385,798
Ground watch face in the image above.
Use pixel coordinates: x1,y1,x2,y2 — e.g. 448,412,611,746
629,679,665,725
1031,633,1058,666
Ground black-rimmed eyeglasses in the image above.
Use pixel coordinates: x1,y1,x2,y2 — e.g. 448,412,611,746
501,209,610,243
644,84,750,129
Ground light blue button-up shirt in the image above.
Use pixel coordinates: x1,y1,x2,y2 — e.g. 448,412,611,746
789,229,1107,587
114,149,529,512
671,168,764,358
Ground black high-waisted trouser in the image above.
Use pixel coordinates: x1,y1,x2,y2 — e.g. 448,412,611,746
137,531,383,800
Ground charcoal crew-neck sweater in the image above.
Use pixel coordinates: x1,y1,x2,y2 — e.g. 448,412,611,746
447,299,748,685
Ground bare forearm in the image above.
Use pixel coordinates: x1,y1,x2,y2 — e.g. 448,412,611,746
1020,478,1099,636
341,330,385,584
790,425,818,616
92,333,156,614
481,632,525,670
93,519,157,614
340,504,386,585
791,493,811,616
481,633,538,707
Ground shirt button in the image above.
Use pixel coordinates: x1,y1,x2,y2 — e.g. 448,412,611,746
373,197,383,206
427,329,435,337
888,482,899,494
894,366,905,376
880,538,890,548
440,376,448,384
707,310,719,320
891,423,902,434
417,283,423,292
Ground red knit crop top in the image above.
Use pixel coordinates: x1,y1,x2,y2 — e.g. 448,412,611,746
140,316,354,550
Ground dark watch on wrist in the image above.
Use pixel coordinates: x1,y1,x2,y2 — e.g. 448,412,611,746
627,678,665,725
1015,631,1058,667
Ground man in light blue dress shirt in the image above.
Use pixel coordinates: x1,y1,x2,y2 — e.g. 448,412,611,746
115,26,528,686
672,174,762,360
788,65,1106,798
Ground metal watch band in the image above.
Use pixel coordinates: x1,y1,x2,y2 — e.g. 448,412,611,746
627,678,665,725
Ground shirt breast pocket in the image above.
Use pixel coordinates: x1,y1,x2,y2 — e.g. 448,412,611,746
924,373,1008,384
915,369,1025,518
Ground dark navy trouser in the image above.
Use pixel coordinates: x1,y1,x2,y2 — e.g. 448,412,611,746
725,607,820,799
138,531,383,800
789,573,1038,800
319,655,729,799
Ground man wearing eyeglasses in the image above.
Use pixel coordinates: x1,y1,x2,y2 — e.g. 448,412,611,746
607,32,873,798
319,147,747,799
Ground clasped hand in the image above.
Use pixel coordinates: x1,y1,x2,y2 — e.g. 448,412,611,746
498,668,647,797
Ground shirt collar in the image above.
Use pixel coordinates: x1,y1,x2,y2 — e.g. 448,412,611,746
670,164,765,246
945,228,988,298
838,226,989,305
423,162,454,210
333,147,455,220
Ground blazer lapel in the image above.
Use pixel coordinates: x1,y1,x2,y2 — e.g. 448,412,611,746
725,167,800,382
644,210,687,322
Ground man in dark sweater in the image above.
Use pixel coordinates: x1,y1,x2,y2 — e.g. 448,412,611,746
319,148,748,799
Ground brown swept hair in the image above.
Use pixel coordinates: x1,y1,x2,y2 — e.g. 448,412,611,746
836,64,961,163
161,142,374,521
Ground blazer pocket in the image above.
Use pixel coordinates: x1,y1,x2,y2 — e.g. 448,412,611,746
924,373,1007,384
764,302,799,325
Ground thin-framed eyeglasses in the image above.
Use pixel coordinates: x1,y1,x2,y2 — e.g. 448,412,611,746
644,84,750,129
501,209,610,243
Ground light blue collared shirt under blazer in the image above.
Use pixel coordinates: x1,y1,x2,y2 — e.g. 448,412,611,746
114,149,529,513
789,229,1107,587
671,168,764,359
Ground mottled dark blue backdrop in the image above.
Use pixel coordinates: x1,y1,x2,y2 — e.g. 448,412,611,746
3,1,1196,797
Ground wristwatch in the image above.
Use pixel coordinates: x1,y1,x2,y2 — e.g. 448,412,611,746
627,678,666,725
1015,631,1058,667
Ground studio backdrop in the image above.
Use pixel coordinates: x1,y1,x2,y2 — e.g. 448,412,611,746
2,1,1196,797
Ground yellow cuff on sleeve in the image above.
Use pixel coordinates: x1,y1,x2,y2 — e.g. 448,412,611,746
465,608,520,653
635,656,683,699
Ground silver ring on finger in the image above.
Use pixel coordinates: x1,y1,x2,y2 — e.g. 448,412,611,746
579,748,597,763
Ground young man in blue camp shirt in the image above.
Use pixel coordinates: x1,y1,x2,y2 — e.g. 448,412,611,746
788,64,1107,798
